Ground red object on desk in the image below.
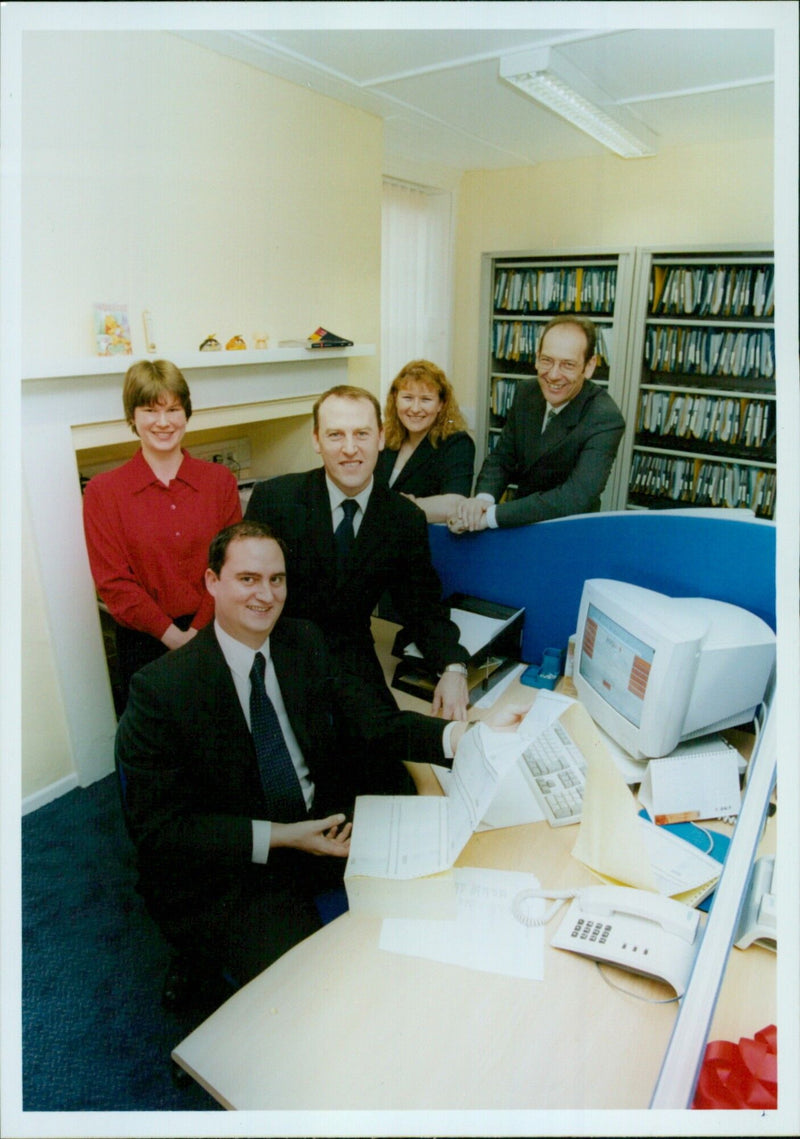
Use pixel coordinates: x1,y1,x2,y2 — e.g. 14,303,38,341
693,1024,777,1109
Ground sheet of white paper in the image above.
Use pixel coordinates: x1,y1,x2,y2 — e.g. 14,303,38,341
478,761,546,829
379,867,546,980
518,690,576,739
444,723,526,862
349,723,524,881
346,795,451,879
639,816,722,895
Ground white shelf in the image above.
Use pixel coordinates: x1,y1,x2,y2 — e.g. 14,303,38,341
22,344,375,382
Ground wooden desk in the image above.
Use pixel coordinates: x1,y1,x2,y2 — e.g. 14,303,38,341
172,619,775,1110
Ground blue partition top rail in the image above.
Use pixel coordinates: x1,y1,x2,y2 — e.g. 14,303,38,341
428,511,776,667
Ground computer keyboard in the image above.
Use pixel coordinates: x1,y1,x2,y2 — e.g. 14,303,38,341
521,720,587,826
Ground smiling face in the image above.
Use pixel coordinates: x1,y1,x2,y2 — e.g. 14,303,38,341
394,380,443,441
312,394,384,496
535,323,597,407
205,536,287,649
132,394,187,459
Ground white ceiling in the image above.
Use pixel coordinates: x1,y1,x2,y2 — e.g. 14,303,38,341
177,26,774,174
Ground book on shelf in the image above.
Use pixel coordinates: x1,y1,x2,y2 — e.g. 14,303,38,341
306,326,353,349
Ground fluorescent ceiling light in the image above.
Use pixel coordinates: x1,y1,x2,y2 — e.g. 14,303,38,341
500,47,657,159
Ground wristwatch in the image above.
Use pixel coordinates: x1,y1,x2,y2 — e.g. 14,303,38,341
442,662,468,677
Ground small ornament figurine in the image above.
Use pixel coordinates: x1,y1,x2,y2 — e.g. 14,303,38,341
226,335,247,350
199,334,221,351
253,332,269,349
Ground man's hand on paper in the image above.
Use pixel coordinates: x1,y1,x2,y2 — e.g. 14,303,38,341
483,701,536,732
271,814,352,858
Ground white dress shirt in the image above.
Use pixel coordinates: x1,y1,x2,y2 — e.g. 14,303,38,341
324,474,373,536
215,621,314,864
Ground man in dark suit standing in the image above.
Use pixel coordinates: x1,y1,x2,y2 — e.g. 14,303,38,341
115,520,466,1009
450,316,625,531
245,386,470,721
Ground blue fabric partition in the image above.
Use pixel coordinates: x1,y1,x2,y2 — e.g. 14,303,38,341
428,511,776,667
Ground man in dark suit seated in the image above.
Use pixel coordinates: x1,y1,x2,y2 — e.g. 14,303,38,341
244,385,470,721
450,315,625,531
115,520,468,1013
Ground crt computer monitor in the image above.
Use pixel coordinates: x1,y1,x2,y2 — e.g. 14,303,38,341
572,578,776,760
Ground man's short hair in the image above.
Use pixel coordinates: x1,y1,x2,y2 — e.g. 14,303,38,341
208,520,286,576
537,315,597,364
312,385,382,433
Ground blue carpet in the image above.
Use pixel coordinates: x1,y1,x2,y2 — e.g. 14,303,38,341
22,774,222,1111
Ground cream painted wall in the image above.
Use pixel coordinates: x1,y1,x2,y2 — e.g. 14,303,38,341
21,32,382,799
22,32,382,375
452,137,774,411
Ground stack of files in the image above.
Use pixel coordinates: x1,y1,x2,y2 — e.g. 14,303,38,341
636,392,773,452
628,454,775,516
493,266,617,315
492,319,536,362
490,376,518,417
645,325,775,379
650,263,774,319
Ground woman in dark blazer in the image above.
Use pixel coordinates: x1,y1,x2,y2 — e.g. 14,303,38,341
375,359,475,522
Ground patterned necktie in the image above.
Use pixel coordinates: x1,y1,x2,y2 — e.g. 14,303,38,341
334,498,358,567
249,652,306,821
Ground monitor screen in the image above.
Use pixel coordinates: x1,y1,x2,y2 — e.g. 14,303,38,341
573,579,776,760
580,603,654,729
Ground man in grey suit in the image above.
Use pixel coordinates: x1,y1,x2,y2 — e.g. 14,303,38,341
115,520,468,1009
451,315,625,531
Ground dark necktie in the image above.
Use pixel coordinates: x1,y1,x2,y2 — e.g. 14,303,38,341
334,498,358,567
249,652,306,821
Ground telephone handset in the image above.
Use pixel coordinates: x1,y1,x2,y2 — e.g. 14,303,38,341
735,854,776,951
520,884,703,997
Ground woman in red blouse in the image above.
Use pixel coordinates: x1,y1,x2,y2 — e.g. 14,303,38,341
83,359,242,703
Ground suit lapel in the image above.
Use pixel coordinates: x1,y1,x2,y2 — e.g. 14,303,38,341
390,436,435,493
536,386,592,458
194,625,252,740
308,468,339,579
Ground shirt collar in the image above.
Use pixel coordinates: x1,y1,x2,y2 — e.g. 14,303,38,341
214,620,270,681
544,399,570,416
324,473,373,516
127,447,197,492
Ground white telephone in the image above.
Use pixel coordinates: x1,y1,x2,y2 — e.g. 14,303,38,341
515,884,702,998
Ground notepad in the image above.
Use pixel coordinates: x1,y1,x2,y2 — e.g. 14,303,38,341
638,735,742,824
